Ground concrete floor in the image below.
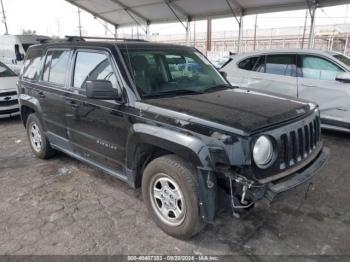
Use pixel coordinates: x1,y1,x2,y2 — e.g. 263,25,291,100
0,116,349,259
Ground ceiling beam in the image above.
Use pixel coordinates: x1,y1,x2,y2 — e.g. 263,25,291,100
66,0,118,27
109,0,150,24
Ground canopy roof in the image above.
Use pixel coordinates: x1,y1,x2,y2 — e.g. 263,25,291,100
66,0,349,28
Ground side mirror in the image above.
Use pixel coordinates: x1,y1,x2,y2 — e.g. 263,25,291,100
85,80,119,100
335,72,350,83
220,71,227,78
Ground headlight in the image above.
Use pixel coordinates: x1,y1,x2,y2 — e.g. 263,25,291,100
253,135,274,168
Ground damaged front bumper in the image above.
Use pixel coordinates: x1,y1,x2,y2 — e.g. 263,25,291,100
225,146,330,213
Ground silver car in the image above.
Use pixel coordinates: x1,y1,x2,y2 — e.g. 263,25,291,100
0,61,19,118
222,49,350,133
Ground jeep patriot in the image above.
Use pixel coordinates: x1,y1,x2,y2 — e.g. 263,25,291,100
17,36,329,239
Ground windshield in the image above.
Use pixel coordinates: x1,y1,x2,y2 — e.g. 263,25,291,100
333,54,350,67
121,47,228,98
0,62,17,77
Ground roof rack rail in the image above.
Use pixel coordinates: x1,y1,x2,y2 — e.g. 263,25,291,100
38,38,51,44
64,35,148,42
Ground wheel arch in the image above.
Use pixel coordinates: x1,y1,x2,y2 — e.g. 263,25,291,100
19,95,44,128
125,123,214,188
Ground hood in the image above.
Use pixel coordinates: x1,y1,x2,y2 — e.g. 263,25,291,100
0,77,18,91
142,88,313,134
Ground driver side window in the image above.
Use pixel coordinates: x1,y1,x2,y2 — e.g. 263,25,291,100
73,51,119,90
299,55,344,81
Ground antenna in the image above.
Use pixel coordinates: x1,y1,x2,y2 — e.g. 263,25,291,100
0,0,8,34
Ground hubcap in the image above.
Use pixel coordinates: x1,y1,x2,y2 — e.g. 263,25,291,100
149,174,186,226
30,123,42,152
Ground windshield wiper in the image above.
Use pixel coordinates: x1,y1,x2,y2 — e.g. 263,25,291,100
144,89,203,98
203,84,233,93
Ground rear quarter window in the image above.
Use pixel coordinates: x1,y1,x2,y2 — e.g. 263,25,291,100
238,56,259,71
22,49,43,80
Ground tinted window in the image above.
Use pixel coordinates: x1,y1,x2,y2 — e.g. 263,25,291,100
121,48,226,97
238,56,259,71
265,55,295,76
0,62,17,77
73,52,118,89
42,50,70,85
300,55,344,81
333,54,350,67
253,56,265,73
22,49,42,80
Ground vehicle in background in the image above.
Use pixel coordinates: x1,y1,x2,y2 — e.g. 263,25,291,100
0,61,19,118
210,56,231,69
0,34,50,74
222,49,350,133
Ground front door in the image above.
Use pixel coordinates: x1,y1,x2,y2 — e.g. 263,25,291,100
297,54,350,128
65,49,128,172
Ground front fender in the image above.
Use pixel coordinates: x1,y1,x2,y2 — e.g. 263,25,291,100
126,123,214,171
125,123,229,223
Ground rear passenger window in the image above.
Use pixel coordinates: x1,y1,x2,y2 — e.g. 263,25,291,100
73,51,118,89
42,50,70,85
265,55,296,76
238,56,259,71
22,49,42,80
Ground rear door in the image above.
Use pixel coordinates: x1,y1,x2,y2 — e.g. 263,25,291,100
246,54,298,97
65,49,127,173
35,49,71,143
297,54,350,127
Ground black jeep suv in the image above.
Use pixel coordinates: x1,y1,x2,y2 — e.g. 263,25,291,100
18,37,329,239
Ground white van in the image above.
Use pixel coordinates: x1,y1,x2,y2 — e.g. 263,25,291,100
0,34,50,74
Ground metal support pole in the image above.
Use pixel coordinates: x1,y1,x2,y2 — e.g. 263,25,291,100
193,21,196,46
206,18,212,53
114,25,118,38
186,19,191,46
308,3,317,48
302,10,308,48
77,7,82,37
146,23,150,40
237,13,244,53
0,0,8,34
253,14,258,51
344,35,349,55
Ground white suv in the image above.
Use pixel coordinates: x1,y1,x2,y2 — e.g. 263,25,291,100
222,49,350,133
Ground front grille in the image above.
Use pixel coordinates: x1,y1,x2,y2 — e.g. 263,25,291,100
0,108,19,115
279,114,321,170
0,99,18,107
0,91,17,97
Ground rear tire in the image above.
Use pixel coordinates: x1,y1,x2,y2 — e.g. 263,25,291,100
142,154,205,239
26,114,55,159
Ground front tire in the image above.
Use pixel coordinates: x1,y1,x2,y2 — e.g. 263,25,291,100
142,155,204,239
26,114,55,159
